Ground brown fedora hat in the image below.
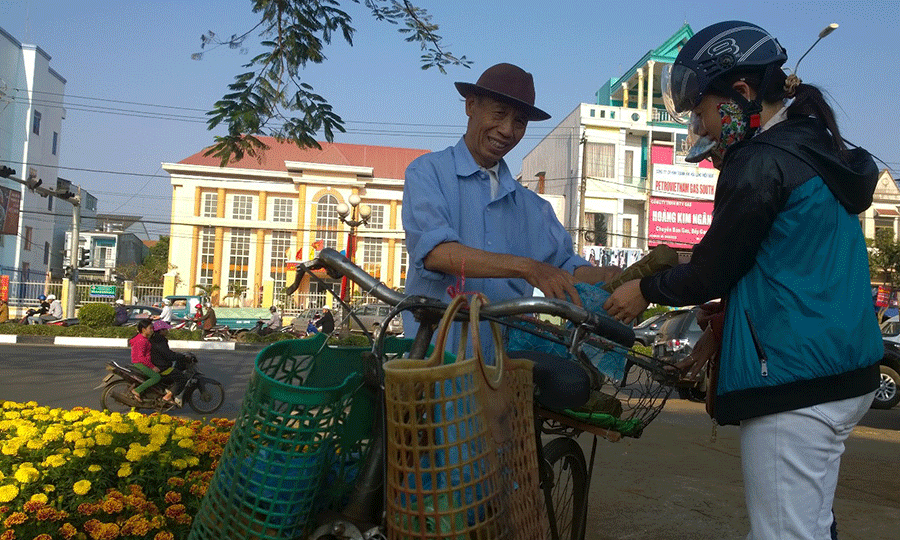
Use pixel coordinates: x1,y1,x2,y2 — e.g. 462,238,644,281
455,63,551,121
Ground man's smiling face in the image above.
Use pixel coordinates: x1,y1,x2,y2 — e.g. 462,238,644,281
463,93,528,168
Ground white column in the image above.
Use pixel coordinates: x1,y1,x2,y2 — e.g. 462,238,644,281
646,61,655,121
637,68,644,110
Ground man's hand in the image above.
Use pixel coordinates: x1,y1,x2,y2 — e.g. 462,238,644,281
602,279,648,324
522,260,582,306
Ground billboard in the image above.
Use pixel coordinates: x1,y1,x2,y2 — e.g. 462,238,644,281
648,198,715,248
0,184,22,236
652,164,718,200
583,246,644,269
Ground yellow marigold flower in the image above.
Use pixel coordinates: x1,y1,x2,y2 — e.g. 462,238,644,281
14,466,39,484
4,411,20,419
124,447,144,462
29,492,48,504
175,426,194,438
59,522,78,539
73,448,88,458
25,439,45,450
3,511,26,526
94,432,113,446
177,438,194,449
63,431,80,443
73,480,91,496
88,465,102,473
186,456,200,467
153,531,174,540
0,484,19,503
117,464,132,478
1,443,20,456
43,454,66,468
171,459,187,470
62,411,83,422
42,484,55,493
75,437,95,449
109,422,131,434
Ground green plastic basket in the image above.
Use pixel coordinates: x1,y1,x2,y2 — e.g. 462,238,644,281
189,333,416,540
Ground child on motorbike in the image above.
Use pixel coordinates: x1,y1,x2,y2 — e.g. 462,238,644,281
129,319,174,403
149,320,189,406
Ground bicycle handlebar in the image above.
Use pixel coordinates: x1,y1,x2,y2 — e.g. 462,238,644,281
300,248,635,348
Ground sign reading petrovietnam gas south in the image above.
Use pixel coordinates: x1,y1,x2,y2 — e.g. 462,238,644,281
649,164,719,248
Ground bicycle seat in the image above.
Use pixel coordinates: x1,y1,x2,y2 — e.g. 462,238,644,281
509,349,591,410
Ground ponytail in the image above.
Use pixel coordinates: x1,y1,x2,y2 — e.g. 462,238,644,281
785,83,846,156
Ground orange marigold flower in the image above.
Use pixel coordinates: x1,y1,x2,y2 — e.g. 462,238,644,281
0,529,15,540
175,513,192,525
32,534,52,540
78,502,99,515
36,506,57,521
23,500,44,512
166,477,185,487
153,531,174,540
3,511,27,527
163,491,181,504
94,522,120,540
164,504,186,518
127,485,144,497
59,523,78,539
101,498,124,514
83,518,101,533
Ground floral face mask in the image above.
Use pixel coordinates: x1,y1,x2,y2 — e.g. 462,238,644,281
709,100,748,164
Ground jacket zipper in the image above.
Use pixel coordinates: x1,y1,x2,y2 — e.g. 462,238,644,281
744,310,768,377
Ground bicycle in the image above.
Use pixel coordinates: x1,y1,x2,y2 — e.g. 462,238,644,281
295,249,674,540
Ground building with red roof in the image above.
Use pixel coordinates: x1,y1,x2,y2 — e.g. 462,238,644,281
162,138,430,309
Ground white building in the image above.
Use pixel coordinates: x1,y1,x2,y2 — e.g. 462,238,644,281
0,26,67,282
520,24,717,260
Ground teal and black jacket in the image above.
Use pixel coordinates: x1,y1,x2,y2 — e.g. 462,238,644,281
640,115,882,425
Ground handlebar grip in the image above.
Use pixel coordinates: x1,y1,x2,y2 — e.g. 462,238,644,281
588,312,635,348
600,244,679,293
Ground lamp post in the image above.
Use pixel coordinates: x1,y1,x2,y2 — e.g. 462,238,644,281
336,193,371,302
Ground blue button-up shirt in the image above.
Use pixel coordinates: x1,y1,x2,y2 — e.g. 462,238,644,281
402,137,590,354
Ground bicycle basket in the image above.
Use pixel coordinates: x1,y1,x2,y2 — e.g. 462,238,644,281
189,332,416,540
508,315,673,439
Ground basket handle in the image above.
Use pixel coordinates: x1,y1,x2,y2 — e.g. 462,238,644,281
424,294,470,367
469,293,505,391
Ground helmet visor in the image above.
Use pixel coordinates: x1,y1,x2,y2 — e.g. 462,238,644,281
661,63,699,124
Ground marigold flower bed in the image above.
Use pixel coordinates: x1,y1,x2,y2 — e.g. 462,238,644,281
0,401,234,540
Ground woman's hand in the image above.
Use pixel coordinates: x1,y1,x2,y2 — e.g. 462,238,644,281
602,279,648,324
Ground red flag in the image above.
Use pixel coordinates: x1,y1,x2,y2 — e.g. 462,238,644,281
311,239,325,251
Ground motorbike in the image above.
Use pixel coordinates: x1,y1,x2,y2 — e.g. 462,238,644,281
95,353,225,414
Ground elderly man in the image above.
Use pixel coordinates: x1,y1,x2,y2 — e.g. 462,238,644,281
402,62,618,350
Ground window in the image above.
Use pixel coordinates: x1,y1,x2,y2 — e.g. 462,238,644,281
398,240,408,289
47,196,53,212
228,228,251,293
271,197,294,222
315,194,339,249
85,196,97,211
198,227,215,285
585,142,615,179
875,217,895,239
585,213,610,246
201,192,218,218
32,110,41,135
52,132,58,155
269,231,293,292
24,227,32,251
231,194,254,220
362,238,382,278
624,150,635,185
367,204,385,229
43,242,50,265
621,216,634,249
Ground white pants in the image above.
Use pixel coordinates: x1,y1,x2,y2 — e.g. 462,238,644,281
741,391,875,540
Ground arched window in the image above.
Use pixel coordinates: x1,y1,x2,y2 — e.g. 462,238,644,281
315,194,339,249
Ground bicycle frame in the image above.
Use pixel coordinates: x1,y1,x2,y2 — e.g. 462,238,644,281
297,248,649,540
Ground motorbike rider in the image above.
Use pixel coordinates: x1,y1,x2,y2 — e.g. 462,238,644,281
113,299,129,326
603,21,881,540
23,294,50,325
314,305,334,334
149,320,189,407
41,294,63,324
156,298,173,323
258,305,282,336
199,301,217,335
129,319,175,403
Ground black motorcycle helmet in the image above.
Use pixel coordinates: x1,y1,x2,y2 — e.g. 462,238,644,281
663,21,788,130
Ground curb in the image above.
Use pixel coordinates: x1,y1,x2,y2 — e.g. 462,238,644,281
0,335,270,351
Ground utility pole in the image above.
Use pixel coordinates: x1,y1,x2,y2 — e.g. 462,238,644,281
577,133,588,255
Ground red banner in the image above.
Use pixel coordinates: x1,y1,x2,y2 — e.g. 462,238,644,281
0,185,22,236
876,285,891,307
0,275,8,301
648,197,714,249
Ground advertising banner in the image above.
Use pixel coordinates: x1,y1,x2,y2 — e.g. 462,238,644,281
0,275,8,301
582,246,644,269
876,285,891,307
648,198,715,248
652,164,718,200
0,184,22,236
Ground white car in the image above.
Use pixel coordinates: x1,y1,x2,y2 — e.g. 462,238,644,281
880,315,900,345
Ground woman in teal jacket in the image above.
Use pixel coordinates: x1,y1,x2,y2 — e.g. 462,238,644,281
604,21,881,540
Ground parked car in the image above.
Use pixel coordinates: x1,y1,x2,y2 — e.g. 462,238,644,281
876,321,900,409
633,311,676,346
345,303,403,336
652,307,704,401
50,304,162,327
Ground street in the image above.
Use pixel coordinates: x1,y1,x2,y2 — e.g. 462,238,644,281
1,344,898,539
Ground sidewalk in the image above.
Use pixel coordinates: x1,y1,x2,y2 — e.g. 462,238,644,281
0,334,265,350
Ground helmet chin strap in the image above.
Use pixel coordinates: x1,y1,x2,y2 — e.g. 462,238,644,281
714,62,780,140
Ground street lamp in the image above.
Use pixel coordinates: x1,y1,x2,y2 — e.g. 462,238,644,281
336,193,371,301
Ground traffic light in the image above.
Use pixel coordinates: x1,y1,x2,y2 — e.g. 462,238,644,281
63,265,73,278
78,247,90,267
0,165,14,178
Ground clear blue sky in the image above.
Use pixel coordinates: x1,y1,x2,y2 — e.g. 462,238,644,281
2,0,898,239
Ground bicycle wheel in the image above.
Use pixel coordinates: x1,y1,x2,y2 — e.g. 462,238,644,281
542,436,588,540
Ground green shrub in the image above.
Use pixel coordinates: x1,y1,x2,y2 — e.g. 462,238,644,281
632,343,652,357
640,305,671,323
328,334,372,347
168,328,202,341
78,303,115,328
0,322,20,334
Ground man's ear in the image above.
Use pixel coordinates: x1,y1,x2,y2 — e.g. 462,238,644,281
464,93,477,117
732,80,756,101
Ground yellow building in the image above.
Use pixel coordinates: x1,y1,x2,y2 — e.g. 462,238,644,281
162,138,430,309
